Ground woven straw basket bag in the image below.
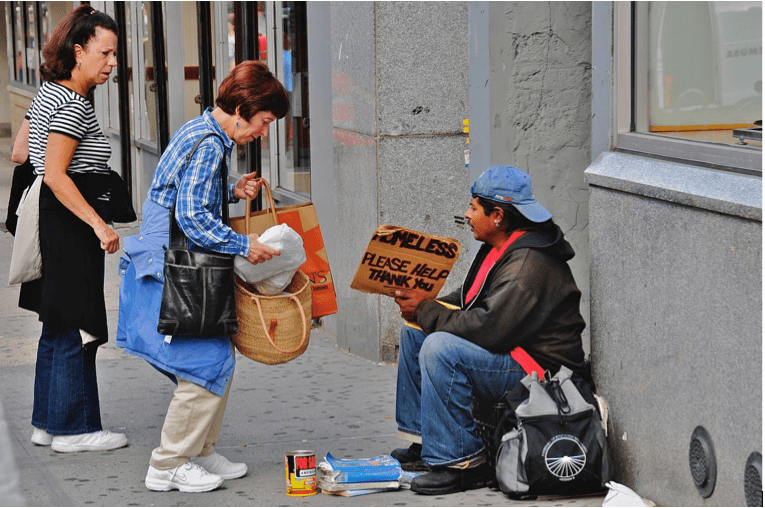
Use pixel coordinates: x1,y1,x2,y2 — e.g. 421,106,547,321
232,270,312,365
231,183,312,365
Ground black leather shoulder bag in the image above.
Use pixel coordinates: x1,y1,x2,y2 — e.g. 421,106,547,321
157,132,239,337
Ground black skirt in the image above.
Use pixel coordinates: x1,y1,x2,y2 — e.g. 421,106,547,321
19,181,108,349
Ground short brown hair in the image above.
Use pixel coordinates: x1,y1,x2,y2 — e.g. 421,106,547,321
216,61,289,121
40,5,118,82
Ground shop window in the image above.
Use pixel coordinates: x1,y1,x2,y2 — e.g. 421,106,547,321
615,1,761,175
10,1,37,88
9,1,66,90
139,1,158,145
261,1,311,202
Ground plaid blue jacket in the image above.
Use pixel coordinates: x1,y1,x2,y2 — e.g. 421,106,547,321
147,108,249,257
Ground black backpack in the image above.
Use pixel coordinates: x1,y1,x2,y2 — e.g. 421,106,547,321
494,366,611,498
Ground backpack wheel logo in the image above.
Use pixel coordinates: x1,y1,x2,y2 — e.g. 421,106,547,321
543,434,587,480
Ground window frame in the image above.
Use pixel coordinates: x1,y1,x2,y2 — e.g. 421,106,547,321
613,1,761,177
8,0,40,92
261,0,311,206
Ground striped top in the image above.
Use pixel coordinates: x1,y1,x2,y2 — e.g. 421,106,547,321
26,81,112,177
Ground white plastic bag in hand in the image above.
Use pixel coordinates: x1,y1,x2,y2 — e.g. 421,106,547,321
234,224,306,294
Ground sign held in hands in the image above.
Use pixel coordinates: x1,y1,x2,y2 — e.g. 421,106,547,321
351,226,461,298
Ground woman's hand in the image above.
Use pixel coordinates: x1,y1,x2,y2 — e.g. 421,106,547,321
246,233,281,264
93,222,120,254
394,290,426,322
44,132,121,254
234,173,264,200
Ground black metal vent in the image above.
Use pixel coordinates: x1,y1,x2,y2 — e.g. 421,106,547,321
689,426,717,498
744,452,762,507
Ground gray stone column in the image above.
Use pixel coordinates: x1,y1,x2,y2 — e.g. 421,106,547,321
331,2,473,362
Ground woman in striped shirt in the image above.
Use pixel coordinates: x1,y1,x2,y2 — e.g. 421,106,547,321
18,5,128,453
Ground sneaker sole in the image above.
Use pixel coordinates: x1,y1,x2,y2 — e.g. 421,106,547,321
51,439,128,453
411,483,464,495
215,468,248,480
145,477,224,493
411,476,493,495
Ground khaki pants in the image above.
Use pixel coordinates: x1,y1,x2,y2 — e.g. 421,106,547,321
150,372,234,470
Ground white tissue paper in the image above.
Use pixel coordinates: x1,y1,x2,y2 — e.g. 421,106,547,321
234,224,306,294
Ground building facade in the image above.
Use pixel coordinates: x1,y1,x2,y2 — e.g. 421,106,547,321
3,2,761,505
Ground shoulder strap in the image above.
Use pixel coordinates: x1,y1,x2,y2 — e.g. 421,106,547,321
510,346,546,378
169,132,229,250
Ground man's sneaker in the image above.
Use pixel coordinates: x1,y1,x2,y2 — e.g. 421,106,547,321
391,442,429,471
145,462,224,493
31,427,54,446
193,453,248,479
410,462,494,495
51,430,128,453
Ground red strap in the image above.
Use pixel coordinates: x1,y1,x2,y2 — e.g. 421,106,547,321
465,230,526,304
510,346,545,378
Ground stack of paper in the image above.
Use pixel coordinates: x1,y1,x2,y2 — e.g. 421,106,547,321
318,453,403,496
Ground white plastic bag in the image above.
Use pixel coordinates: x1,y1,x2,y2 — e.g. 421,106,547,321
234,224,306,295
253,269,296,295
602,481,654,507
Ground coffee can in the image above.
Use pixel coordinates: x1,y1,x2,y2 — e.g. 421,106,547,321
285,450,317,496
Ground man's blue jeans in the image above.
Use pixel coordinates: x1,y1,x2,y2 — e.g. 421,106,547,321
395,325,525,467
32,326,102,435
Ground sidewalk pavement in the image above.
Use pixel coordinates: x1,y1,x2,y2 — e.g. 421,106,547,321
0,135,606,507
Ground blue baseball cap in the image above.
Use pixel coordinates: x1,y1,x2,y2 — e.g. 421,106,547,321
470,165,552,223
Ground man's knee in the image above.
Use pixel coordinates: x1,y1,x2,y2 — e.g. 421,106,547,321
420,332,463,371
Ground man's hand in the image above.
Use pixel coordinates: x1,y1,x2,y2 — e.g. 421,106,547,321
234,173,264,200
394,290,426,322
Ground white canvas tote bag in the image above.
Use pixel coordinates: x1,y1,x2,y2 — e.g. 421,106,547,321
9,175,42,285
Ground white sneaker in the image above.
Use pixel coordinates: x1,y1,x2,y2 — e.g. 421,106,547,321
193,452,248,479
31,427,54,446
51,430,128,453
145,462,224,493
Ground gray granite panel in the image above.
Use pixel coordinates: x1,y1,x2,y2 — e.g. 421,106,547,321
330,2,377,136
333,129,381,360
589,184,761,507
376,2,469,136
377,135,475,360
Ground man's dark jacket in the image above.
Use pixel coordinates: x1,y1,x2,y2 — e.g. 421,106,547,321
413,224,587,376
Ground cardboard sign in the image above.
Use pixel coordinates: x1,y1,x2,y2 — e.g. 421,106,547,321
351,226,461,298
231,202,338,319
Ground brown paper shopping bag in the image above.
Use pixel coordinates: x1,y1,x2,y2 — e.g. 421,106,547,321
231,182,338,319
350,225,461,298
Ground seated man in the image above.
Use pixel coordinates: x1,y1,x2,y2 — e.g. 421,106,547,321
391,165,589,495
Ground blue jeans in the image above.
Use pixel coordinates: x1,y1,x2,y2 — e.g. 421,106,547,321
395,326,525,467
32,326,102,435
